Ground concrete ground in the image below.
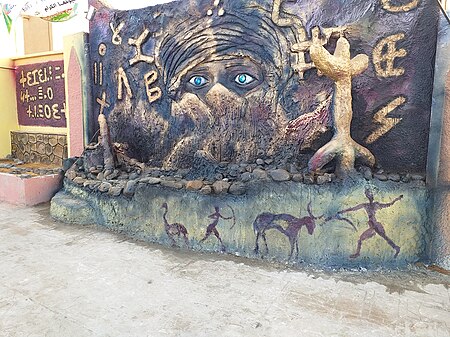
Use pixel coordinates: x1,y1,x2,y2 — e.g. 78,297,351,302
0,202,449,337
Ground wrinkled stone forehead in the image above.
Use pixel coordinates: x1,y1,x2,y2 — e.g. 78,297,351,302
156,2,294,89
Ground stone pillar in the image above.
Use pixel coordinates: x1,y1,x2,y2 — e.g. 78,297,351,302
63,33,92,158
430,72,450,269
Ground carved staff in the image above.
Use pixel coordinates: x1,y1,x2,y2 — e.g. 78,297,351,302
308,33,375,177
98,113,116,171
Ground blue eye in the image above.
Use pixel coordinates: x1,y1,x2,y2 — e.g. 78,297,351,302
189,76,208,87
235,73,255,85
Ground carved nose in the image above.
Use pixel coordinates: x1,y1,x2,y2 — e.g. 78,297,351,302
205,83,239,107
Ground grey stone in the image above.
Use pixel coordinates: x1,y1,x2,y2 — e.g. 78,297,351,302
108,186,123,197
268,169,290,182
186,180,204,191
212,181,231,194
317,174,331,185
228,169,239,178
98,182,112,193
388,173,401,182
129,172,140,180
88,182,101,191
265,158,274,165
252,168,268,180
66,170,77,181
73,177,85,185
118,173,130,180
411,174,425,181
215,173,224,180
292,173,304,182
124,180,138,197
241,172,253,182
401,174,412,183
303,174,315,184
105,169,120,180
246,164,256,173
256,158,264,165
229,182,246,195
200,185,213,195
142,177,161,185
374,173,388,181
363,167,373,180
97,172,105,181
161,180,184,189
287,163,299,174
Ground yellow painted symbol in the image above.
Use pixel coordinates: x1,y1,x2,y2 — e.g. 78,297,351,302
98,43,107,56
93,62,103,85
365,96,407,144
110,22,125,45
96,91,110,115
373,33,407,78
381,0,419,13
207,0,225,16
117,67,133,100
128,29,155,66
144,70,162,103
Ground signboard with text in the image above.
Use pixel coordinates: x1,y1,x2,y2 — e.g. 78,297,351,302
15,60,67,127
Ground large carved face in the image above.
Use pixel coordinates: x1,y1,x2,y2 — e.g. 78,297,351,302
157,11,293,167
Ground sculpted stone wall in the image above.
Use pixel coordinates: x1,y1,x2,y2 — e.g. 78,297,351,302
89,0,438,176
11,131,68,166
50,0,440,269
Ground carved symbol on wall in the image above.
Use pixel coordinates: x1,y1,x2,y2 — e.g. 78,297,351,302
207,0,225,16
309,36,375,177
271,0,344,80
373,33,407,78
110,22,125,45
98,43,107,56
365,96,407,144
381,0,419,13
116,67,133,100
128,29,155,66
144,70,162,103
96,91,110,115
93,62,103,86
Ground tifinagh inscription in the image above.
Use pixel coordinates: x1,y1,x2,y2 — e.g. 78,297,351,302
16,60,67,128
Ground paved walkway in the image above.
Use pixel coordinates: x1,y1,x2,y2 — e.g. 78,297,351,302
0,202,449,337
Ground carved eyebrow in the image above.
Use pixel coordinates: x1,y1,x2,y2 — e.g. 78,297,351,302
224,63,252,70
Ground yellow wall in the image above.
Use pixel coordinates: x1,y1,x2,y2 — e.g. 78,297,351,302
12,52,67,137
0,58,18,158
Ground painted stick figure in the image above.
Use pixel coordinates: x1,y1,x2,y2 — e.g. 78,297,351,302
335,189,403,258
200,206,233,251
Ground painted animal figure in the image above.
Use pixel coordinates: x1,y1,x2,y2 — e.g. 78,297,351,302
253,202,321,259
161,202,189,247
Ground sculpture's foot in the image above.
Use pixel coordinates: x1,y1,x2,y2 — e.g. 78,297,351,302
308,138,375,178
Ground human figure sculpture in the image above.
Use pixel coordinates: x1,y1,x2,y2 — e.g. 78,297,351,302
331,189,403,258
